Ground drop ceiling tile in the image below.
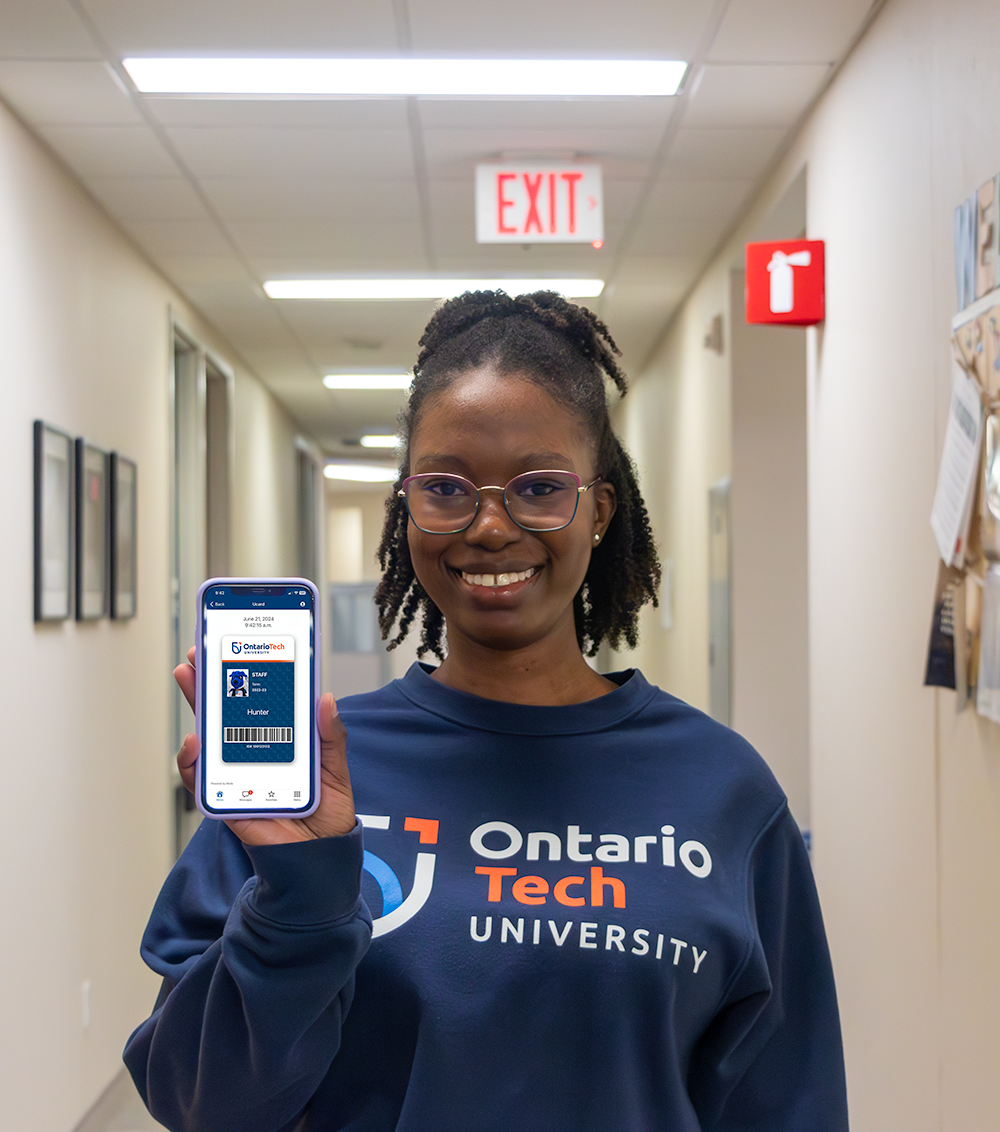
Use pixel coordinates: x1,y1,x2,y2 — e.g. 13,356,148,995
164,126,415,179
434,246,616,279
622,218,725,259
144,97,409,130
179,292,304,353
201,177,422,222
155,254,258,287
33,124,179,177
709,0,875,63
0,5,100,59
304,389,409,430
685,63,832,128
227,218,425,259
416,98,676,131
664,127,785,180
80,0,400,53
643,178,755,221
275,300,434,356
408,0,710,58
121,217,234,256
86,176,208,220
610,255,704,288
0,62,141,125
422,127,664,180
248,249,431,276
228,346,321,382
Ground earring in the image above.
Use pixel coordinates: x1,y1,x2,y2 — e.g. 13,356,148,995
593,533,601,545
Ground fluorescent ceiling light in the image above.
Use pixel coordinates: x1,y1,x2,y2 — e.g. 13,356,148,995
323,463,397,482
323,374,411,390
123,58,686,98
360,435,400,448
269,279,604,301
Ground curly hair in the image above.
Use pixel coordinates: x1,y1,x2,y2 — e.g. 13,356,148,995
374,290,661,659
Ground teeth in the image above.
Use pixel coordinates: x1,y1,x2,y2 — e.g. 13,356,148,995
461,567,536,588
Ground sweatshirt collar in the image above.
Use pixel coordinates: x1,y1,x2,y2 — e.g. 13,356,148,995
393,661,658,736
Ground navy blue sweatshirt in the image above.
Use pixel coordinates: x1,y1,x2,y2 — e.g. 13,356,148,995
124,665,848,1131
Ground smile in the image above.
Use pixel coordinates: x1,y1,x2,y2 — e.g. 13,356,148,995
460,567,538,588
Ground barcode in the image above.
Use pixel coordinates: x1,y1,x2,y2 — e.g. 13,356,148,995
224,727,293,743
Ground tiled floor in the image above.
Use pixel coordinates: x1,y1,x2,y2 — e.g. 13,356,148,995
74,1070,167,1132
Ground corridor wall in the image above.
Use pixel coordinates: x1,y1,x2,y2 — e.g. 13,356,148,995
613,0,1000,1128
0,97,307,1131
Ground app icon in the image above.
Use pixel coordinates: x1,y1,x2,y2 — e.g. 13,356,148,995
241,790,253,798
216,791,223,799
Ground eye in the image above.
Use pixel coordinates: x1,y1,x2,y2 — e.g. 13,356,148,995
516,476,570,498
421,476,472,497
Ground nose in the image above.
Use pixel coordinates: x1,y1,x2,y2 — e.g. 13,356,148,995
465,486,520,546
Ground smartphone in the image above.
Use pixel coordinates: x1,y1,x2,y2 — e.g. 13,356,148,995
195,578,320,819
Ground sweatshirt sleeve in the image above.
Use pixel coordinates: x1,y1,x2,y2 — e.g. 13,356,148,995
123,819,373,1132
687,804,850,1132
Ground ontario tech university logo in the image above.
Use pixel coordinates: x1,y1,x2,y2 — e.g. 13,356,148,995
358,814,438,938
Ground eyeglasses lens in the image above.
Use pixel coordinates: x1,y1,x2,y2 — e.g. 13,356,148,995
505,471,580,530
404,471,581,532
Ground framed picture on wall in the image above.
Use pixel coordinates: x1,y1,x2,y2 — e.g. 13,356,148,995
109,453,137,619
75,439,108,620
33,420,74,621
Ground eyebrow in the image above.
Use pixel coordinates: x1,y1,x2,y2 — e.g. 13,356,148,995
414,451,577,473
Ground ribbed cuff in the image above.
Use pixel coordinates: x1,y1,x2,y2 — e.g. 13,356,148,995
243,822,364,927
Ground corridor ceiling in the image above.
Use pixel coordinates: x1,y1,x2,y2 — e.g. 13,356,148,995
0,1,878,456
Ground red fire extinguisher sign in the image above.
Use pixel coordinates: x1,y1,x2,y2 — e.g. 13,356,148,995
745,239,825,325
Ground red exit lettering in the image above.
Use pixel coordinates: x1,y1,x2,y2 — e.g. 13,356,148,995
478,163,603,244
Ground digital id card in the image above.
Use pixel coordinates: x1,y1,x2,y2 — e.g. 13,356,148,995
221,636,295,762
197,579,319,818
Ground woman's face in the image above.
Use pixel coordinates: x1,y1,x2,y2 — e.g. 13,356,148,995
405,368,616,658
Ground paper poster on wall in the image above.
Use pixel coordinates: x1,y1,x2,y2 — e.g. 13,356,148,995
930,360,984,567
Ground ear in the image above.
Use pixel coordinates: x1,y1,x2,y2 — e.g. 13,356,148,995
592,481,617,545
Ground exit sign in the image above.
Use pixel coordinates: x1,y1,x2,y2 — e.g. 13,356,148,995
476,164,603,243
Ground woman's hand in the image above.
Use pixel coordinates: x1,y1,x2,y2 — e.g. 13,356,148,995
174,648,357,846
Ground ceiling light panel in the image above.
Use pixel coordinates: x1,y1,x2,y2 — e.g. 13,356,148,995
123,58,685,98
323,374,412,390
323,463,398,482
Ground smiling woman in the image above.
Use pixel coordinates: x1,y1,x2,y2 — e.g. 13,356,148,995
375,290,660,694
126,290,848,1132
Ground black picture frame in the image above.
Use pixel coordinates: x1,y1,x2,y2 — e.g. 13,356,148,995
75,439,109,620
33,420,74,621
109,453,137,619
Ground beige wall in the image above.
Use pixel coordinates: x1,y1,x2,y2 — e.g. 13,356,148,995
729,269,810,829
609,272,732,708
0,97,306,1131
325,484,392,585
231,374,302,578
612,0,1000,1128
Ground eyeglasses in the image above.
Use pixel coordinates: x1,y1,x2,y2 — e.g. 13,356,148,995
399,470,601,534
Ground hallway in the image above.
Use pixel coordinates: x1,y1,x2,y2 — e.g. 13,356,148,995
3,1,1000,1130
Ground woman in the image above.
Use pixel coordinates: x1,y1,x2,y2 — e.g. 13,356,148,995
125,291,848,1131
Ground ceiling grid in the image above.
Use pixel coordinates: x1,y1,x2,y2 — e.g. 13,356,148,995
0,0,878,454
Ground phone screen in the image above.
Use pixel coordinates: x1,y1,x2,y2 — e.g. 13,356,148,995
200,582,316,815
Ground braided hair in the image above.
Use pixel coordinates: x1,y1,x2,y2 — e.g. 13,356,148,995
374,290,661,659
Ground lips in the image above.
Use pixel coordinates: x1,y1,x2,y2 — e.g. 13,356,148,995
459,566,538,588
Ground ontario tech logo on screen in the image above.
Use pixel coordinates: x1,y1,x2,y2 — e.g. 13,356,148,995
230,641,242,654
